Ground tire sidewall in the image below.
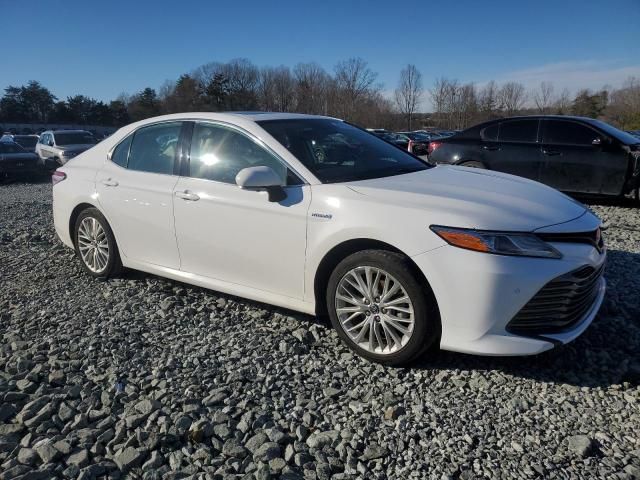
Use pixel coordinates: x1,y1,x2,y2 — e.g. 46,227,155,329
74,208,120,278
326,250,438,365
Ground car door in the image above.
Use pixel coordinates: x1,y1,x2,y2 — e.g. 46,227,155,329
172,121,311,299
38,134,51,160
95,121,184,269
539,119,626,195
484,118,543,181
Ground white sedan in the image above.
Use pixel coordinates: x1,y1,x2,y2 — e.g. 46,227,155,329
51,112,606,365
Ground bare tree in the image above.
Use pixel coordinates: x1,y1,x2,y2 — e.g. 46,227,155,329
606,76,640,129
553,88,572,114
293,62,330,114
394,64,423,130
499,82,526,115
478,80,499,118
533,81,555,113
334,57,378,120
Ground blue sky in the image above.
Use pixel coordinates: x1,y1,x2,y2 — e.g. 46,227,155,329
2,0,639,108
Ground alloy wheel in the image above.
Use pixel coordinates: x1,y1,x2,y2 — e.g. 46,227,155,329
77,217,109,273
335,266,415,355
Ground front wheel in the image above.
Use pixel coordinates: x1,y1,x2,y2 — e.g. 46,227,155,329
74,208,122,278
327,250,439,365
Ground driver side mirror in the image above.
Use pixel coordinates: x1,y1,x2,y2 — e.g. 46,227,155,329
236,166,287,202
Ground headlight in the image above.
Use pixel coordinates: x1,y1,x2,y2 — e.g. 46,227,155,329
430,225,562,259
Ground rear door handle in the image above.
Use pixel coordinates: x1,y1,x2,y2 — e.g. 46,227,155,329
543,149,561,156
482,145,500,151
101,178,118,187
175,190,200,201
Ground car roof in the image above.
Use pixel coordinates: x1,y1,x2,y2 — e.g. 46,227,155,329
215,112,340,122
48,129,93,134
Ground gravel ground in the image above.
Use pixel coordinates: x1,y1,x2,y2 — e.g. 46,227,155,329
0,181,639,480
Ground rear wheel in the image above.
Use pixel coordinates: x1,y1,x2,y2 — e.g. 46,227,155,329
74,208,122,278
327,250,439,365
459,161,485,169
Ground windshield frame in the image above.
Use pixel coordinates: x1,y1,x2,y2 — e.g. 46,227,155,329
257,118,431,184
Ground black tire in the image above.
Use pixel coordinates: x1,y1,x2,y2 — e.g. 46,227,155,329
326,249,440,366
459,161,485,169
73,208,122,279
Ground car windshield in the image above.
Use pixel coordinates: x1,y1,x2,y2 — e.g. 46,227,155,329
54,132,97,146
587,119,640,145
15,136,37,148
0,142,26,153
258,118,430,183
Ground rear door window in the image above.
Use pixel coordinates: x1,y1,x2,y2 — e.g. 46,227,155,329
127,122,182,175
542,120,597,146
480,124,499,141
498,119,539,143
111,135,132,168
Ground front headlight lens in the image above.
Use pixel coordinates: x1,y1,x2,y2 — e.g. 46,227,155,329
430,225,562,259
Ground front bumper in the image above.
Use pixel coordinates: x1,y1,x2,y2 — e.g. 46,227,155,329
412,241,606,356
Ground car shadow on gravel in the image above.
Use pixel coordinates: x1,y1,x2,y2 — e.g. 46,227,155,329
413,248,640,389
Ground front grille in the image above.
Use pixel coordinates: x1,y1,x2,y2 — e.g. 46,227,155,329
507,263,605,335
537,228,604,253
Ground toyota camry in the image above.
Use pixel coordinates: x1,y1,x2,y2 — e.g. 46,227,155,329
51,113,606,365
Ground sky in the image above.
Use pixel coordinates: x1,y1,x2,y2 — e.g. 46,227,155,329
1,0,639,110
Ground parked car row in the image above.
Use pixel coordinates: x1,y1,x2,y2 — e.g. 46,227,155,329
0,129,98,177
428,115,640,200
367,129,449,156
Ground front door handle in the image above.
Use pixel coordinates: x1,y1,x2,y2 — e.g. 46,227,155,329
482,145,500,151
543,149,561,156
175,190,200,201
101,178,119,187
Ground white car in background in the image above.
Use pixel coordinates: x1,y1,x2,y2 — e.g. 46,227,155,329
51,113,606,365
36,129,97,170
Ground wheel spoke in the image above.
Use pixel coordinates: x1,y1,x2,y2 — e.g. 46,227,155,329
381,321,401,349
384,317,412,335
382,295,410,307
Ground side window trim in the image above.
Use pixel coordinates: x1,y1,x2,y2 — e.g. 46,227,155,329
186,120,306,186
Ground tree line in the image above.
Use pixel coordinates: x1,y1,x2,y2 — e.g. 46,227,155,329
428,77,640,131
1,58,639,132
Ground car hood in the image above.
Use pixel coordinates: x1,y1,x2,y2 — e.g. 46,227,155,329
345,165,587,231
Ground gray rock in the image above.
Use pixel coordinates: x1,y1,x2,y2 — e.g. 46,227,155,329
253,442,281,462
33,440,61,464
66,449,90,468
113,447,145,472
566,435,597,458
306,430,339,449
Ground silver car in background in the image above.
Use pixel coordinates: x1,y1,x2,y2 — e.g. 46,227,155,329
35,130,97,170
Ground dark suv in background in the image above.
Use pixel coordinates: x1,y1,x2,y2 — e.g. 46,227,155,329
430,116,640,199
